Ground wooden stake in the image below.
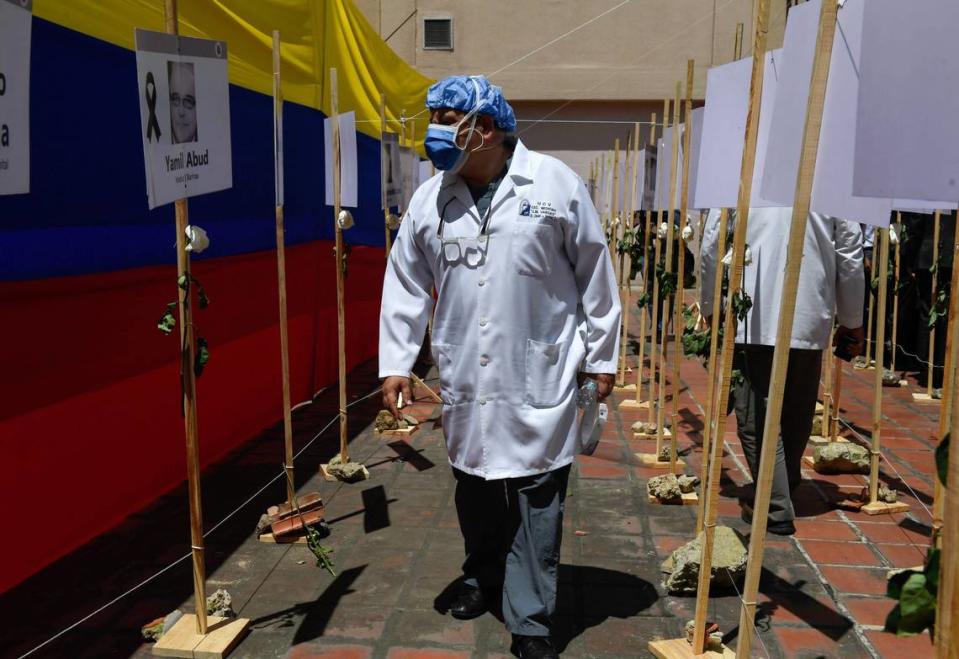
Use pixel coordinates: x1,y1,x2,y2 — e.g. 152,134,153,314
330,68,349,463
862,229,908,514
380,93,393,258
611,139,622,284
735,3,839,655
935,216,959,656
653,82,682,473
734,22,745,60
164,0,206,637
933,214,959,547
865,275,875,367
669,61,695,458
617,126,641,385
272,31,295,505
829,355,843,441
891,213,902,376
916,210,943,402
642,102,669,435
817,325,835,441
695,209,728,532
626,116,657,410
650,3,771,658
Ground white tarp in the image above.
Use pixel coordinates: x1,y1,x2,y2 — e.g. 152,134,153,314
854,0,959,203
0,0,31,196
324,110,358,208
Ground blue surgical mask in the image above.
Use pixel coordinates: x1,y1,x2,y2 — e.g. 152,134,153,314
425,113,478,173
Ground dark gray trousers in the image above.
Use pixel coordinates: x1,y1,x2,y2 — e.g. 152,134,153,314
453,464,570,637
732,344,822,523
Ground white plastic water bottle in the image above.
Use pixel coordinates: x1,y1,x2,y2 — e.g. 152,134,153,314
577,380,607,456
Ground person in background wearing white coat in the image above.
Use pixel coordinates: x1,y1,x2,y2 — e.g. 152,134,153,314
378,76,621,659
700,208,864,535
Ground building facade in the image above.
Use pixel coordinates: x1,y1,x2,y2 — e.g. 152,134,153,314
352,0,787,178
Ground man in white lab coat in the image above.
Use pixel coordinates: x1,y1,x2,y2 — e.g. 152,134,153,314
379,76,620,658
700,208,864,535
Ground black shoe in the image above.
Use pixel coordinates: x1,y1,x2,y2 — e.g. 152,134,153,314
513,635,559,659
449,585,487,620
740,503,796,535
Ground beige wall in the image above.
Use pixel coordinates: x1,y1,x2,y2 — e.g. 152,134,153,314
354,0,787,100
353,0,789,179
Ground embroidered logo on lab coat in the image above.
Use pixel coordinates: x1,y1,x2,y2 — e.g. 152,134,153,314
519,199,556,222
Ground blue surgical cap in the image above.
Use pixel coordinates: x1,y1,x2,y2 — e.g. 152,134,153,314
426,75,517,133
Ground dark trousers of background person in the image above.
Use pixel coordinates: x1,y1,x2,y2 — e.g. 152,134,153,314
453,464,570,637
732,345,823,524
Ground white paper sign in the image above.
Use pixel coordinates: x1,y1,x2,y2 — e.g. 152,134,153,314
324,110,357,208
655,127,683,212
693,51,784,210
0,0,31,196
398,146,418,211
135,30,232,209
760,0,891,227
854,0,959,202
686,108,705,211
381,132,402,208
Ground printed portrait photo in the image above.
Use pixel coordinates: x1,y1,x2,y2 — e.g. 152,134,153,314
168,61,198,144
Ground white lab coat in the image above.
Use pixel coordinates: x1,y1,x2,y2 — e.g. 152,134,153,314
379,141,621,479
699,207,864,350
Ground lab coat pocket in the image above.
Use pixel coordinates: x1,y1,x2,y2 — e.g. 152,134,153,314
525,338,569,407
512,224,553,278
431,342,459,405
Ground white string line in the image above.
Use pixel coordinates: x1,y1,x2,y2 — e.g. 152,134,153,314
892,343,945,372
486,0,633,78
834,415,935,522
721,565,772,659
519,0,780,135
14,381,411,659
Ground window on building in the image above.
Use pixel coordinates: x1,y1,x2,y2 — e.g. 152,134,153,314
423,17,453,50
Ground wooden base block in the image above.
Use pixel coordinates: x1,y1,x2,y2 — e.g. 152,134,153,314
636,453,686,469
912,393,940,404
619,398,650,409
634,428,672,440
648,491,699,505
807,436,849,446
615,383,637,392
861,500,910,515
153,614,250,658
648,638,735,659
319,463,370,482
377,425,419,437
258,532,308,544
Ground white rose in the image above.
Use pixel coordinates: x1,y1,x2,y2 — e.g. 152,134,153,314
337,209,355,230
184,225,210,254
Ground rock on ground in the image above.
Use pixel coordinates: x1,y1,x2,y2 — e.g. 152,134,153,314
661,526,747,594
327,454,370,482
878,483,899,503
648,474,682,502
206,588,235,618
812,443,870,475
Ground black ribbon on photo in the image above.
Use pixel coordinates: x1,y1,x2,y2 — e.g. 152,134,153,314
145,72,162,142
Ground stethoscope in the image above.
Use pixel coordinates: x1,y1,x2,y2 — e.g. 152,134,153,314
437,194,495,266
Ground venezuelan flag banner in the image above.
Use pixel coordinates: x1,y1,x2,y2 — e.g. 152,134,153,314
0,0,433,593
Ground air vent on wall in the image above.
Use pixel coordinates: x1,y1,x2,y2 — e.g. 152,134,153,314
423,17,453,50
